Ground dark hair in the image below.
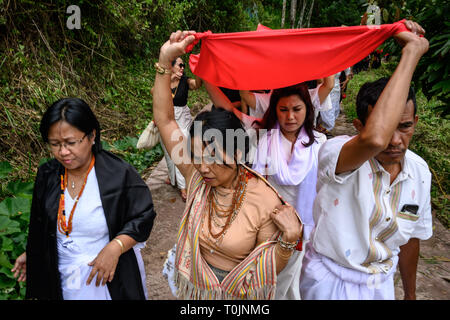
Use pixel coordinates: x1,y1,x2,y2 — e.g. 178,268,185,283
257,83,316,147
188,107,250,166
39,98,102,154
171,57,182,66
356,77,417,125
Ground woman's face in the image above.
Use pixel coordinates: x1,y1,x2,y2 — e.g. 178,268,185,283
172,58,185,79
47,120,95,172
276,94,307,137
191,137,238,188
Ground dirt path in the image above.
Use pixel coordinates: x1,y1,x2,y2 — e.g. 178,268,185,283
141,111,450,300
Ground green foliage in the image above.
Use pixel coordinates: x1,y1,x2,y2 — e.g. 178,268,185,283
342,62,449,227
312,0,366,27
0,161,33,300
374,0,450,116
104,137,164,174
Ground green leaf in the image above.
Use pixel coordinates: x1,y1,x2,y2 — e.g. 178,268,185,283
0,216,21,235
6,181,34,196
0,266,14,279
0,197,31,217
0,252,13,269
0,161,12,179
1,237,13,251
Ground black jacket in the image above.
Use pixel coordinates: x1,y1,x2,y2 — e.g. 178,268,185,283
25,150,156,300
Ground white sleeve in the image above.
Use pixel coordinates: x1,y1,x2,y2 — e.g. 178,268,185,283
412,172,433,240
309,85,332,112
317,135,359,184
252,93,271,118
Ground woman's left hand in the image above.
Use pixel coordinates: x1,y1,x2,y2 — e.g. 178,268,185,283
86,241,122,287
270,203,303,243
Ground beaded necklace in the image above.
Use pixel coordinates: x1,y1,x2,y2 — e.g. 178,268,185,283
202,166,250,251
57,155,95,237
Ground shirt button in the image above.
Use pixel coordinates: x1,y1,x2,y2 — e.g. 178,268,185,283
385,189,390,194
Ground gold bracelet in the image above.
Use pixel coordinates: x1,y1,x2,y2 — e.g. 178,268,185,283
154,62,171,75
277,235,299,251
276,243,294,259
113,238,124,254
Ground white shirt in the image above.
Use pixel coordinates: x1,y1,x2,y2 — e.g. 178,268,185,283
57,168,112,300
310,135,433,274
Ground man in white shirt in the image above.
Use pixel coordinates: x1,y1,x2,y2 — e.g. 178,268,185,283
299,20,431,300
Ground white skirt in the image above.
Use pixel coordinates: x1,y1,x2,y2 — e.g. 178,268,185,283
162,105,192,190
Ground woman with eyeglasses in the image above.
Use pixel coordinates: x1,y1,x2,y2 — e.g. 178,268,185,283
152,57,202,202
11,98,156,300
154,31,302,300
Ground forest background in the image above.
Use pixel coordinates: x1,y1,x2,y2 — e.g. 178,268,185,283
0,0,448,299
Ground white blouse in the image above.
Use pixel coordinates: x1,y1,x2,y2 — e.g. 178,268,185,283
57,168,112,300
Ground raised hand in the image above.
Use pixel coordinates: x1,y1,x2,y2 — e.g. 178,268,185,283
158,31,196,68
395,20,429,56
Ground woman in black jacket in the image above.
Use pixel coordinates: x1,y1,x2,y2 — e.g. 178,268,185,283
11,98,156,299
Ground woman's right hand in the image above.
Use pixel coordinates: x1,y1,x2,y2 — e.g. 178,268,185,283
158,30,196,68
11,252,26,282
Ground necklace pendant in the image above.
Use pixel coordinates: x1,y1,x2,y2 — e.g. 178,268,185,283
210,248,215,254
71,181,75,189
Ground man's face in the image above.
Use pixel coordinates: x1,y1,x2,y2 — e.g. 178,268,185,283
374,100,418,166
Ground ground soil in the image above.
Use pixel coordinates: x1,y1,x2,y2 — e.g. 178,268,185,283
141,110,450,300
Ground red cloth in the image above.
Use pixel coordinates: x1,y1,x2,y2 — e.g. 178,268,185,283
187,20,408,90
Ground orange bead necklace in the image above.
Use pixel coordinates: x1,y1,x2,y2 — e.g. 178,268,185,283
57,155,95,237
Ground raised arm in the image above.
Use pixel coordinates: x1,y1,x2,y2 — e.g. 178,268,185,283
239,90,257,110
336,21,428,174
204,80,261,129
153,31,197,178
317,74,335,104
188,75,202,90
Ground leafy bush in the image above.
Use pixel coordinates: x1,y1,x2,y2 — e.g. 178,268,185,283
0,161,32,300
103,137,164,175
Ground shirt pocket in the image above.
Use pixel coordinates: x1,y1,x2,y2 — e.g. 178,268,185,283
397,211,419,222
395,211,419,239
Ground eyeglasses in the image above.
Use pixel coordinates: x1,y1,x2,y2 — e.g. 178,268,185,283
48,134,87,151
178,63,185,69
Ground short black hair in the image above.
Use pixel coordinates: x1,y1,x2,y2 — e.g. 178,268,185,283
356,77,417,125
39,98,102,154
188,107,250,166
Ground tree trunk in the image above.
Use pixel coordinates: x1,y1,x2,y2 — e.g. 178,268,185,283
297,0,307,28
290,0,298,28
281,0,287,28
306,0,315,28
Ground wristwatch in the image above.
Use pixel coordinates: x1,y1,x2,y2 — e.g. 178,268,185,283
154,62,171,75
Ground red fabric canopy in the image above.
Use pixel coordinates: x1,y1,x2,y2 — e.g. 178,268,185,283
187,20,408,90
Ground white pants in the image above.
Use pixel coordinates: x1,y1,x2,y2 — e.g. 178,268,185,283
299,242,397,300
162,105,192,190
